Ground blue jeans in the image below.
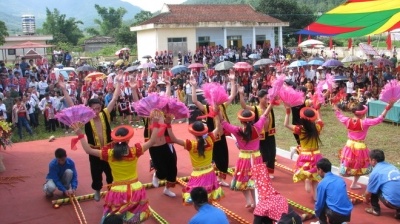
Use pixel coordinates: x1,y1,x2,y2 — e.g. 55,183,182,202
17,116,32,139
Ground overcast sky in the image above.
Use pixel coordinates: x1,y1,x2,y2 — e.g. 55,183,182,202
122,0,186,12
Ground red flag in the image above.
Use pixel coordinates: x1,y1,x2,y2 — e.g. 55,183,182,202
329,37,333,50
298,35,302,45
386,33,392,50
367,35,371,45
308,35,311,40
348,38,352,50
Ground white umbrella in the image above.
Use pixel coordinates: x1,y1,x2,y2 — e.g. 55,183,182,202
341,55,363,63
299,39,324,47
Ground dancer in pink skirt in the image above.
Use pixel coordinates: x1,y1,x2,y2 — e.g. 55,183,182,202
333,102,394,189
221,103,273,208
166,112,223,205
72,115,163,223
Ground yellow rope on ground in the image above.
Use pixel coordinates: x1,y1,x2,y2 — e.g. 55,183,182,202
176,177,251,224
69,194,88,224
149,206,169,224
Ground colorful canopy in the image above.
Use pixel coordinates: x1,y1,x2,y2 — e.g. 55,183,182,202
298,0,400,38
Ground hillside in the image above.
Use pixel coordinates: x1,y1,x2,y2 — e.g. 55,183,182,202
183,0,346,14
0,0,141,34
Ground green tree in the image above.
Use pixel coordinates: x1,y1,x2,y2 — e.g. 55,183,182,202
0,20,9,46
132,10,153,26
256,0,316,42
115,10,153,49
86,4,127,37
42,8,84,46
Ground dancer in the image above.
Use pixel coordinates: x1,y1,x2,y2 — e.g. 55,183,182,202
284,105,323,200
221,104,273,208
166,109,223,204
333,102,394,189
72,115,163,223
59,73,121,201
132,78,178,197
191,73,237,186
239,88,277,178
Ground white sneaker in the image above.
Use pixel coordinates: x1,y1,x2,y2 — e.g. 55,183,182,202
290,146,297,159
152,173,159,187
310,222,320,224
94,190,101,201
269,174,275,179
163,187,176,197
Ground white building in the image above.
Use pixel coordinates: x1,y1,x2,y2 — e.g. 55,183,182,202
0,35,53,62
131,4,289,63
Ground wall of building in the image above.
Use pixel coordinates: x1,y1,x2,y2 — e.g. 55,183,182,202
156,28,196,53
137,29,157,63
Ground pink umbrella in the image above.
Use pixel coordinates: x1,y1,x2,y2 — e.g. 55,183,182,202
233,62,253,71
188,63,204,69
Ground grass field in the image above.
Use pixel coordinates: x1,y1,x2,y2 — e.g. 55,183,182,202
226,103,400,167
11,103,400,167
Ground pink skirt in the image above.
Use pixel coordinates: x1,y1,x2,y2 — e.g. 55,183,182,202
339,139,372,176
182,166,224,205
231,150,263,191
293,150,323,183
103,181,150,223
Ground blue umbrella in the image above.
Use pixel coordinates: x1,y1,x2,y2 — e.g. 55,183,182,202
308,60,324,66
288,60,307,68
171,65,188,75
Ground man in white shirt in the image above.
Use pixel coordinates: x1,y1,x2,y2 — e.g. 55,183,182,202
185,80,191,105
28,76,39,90
38,76,48,99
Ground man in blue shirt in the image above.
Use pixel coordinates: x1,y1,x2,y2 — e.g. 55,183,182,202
364,149,400,219
312,158,352,224
189,187,228,224
43,148,78,197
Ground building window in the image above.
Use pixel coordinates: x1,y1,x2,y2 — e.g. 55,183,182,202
227,35,241,40
8,49,16,55
168,37,187,43
256,35,266,41
198,36,210,42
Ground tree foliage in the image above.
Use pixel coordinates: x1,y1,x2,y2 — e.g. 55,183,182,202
0,20,9,46
256,0,316,42
42,8,84,46
132,11,153,26
86,4,127,37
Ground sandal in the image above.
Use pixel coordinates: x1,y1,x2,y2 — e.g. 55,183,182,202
365,207,380,216
245,203,254,208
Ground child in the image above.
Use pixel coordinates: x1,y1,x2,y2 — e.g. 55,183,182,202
45,101,57,132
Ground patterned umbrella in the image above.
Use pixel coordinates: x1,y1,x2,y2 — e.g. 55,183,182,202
188,63,204,69
233,62,253,71
372,58,393,67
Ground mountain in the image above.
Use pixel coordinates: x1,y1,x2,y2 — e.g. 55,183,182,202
0,0,142,34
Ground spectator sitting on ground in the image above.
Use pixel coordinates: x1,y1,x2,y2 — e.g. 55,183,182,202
43,148,78,198
189,187,229,224
363,149,400,219
311,158,353,224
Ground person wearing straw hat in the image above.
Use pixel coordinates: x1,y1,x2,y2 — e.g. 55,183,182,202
283,105,324,200
166,108,224,205
221,103,273,209
333,102,394,189
72,114,164,224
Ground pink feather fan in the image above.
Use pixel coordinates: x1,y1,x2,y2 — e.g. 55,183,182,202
324,74,335,92
268,74,286,100
133,93,169,117
165,98,190,119
314,81,326,105
201,82,229,106
379,79,400,103
55,104,96,126
279,85,305,107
